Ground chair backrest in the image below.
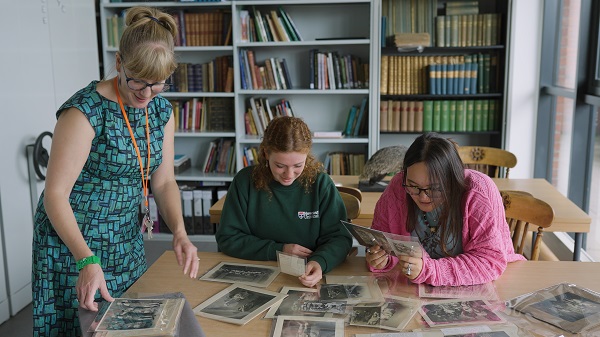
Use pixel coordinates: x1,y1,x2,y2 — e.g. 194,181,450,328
336,185,363,202
458,146,517,178
500,190,555,260
337,188,361,221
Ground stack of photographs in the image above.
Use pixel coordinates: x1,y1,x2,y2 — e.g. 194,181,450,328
193,283,288,325
341,220,423,257
270,316,344,337
506,282,600,334
419,299,505,327
88,298,185,337
198,261,280,288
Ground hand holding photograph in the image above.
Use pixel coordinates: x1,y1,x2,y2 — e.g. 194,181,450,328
277,251,307,277
88,298,185,337
198,261,280,288
193,283,288,325
506,282,600,334
341,220,423,257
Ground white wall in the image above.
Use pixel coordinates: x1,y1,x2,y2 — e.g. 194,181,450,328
0,0,98,320
504,0,544,178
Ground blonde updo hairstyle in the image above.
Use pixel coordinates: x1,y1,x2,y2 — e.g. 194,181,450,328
119,6,178,81
252,116,323,193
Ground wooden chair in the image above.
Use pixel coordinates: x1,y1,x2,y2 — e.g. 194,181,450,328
336,185,363,202
337,187,362,257
500,190,555,260
458,146,517,178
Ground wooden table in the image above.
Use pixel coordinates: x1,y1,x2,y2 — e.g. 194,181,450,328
128,251,600,337
209,176,591,260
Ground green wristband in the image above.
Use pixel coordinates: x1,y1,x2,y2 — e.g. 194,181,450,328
76,255,101,271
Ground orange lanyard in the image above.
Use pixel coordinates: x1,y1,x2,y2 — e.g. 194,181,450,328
113,78,152,235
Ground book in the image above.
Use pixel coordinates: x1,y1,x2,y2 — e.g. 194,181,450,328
353,97,368,136
343,105,358,136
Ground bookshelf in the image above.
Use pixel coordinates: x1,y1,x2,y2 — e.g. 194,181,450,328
378,0,511,149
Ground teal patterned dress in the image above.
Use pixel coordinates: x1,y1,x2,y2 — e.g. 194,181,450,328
32,81,171,336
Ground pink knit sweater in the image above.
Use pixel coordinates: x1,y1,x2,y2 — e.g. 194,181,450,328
370,169,525,286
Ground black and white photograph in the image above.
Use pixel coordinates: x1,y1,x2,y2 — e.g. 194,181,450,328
299,301,347,314
91,298,185,336
348,296,420,331
277,251,307,276
198,261,280,288
341,220,422,257
419,282,499,300
507,282,600,333
193,283,287,325
271,316,344,337
419,299,505,327
349,303,384,327
324,275,384,304
264,287,325,319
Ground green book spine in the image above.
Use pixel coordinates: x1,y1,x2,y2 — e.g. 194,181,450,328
474,100,483,131
423,100,434,131
481,99,490,131
483,53,491,93
456,100,466,132
449,100,456,132
440,100,450,132
466,100,475,131
478,53,485,94
488,99,497,130
433,100,442,131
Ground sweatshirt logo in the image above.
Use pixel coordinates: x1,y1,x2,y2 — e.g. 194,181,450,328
298,211,319,219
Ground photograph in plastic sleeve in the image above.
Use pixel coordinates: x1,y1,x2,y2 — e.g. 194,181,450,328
340,220,423,257
348,295,420,331
418,282,499,300
270,316,344,337
193,283,287,325
354,324,520,337
298,300,347,314
264,287,333,319
419,299,506,327
89,298,185,337
324,275,385,304
276,251,307,277
198,261,280,288
505,282,600,334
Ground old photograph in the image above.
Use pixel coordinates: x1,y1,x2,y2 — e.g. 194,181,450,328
341,220,422,257
193,283,287,325
349,296,420,331
419,299,505,327
508,282,600,333
198,261,280,288
324,275,384,304
271,316,344,337
264,287,326,319
299,300,347,314
419,282,499,300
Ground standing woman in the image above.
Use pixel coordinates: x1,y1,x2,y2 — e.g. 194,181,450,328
216,116,352,287
365,133,524,286
32,7,199,336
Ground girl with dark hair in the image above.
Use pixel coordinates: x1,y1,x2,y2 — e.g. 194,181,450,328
365,132,524,286
216,116,352,287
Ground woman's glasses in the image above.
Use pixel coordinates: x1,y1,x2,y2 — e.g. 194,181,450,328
122,66,171,93
402,184,443,198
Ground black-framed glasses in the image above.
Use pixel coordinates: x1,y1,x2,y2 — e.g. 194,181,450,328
122,66,171,93
402,184,443,198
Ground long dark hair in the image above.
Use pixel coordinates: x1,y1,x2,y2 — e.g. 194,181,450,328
403,132,466,256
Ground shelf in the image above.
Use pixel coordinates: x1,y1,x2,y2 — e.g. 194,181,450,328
381,93,503,100
162,92,235,98
238,89,370,95
102,2,231,9
175,131,235,138
175,168,234,182
381,45,505,55
380,131,501,135
237,39,370,47
104,46,234,53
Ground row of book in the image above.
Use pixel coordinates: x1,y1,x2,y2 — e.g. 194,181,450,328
435,13,502,48
170,97,234,132
105,9,231,48
381,0,438,47
380,99,500,133
324,152,366,176
143,184,228,236
202,138,236,175
239,49,292,90
242,146,259,168
167,57,233,93
245,97,295,136
380,53,499,96
240,6,302,43
342,97,369,137
309,50,369,90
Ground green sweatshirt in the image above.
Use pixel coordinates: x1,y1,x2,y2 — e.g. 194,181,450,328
216,166,352,273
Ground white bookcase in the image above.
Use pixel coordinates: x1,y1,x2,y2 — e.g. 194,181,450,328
99,0,381,184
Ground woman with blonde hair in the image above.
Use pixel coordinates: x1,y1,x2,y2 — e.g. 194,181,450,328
32,6,199,336
216,116,352,287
